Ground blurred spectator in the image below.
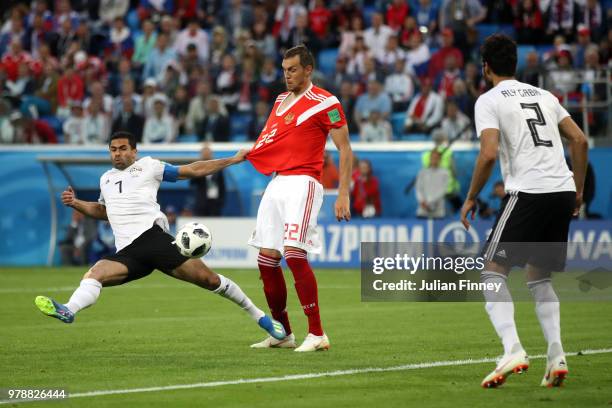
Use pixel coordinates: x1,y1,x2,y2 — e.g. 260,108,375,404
331,56,351,93
384,58,415,112
484,0,513,24
582,45,607,134
112,96,144,143
106,17,134,61
440,98,472,140
416,150,449,219
25,13,50,57
160,61,187,98
386,0,410,32
170,85,190,135
190,144,226,216
215,54,240,112
0,12,26,57
282,11,321,56
574,25,594,68
544,0,579,41
274,0,308,43
404,31,431,69
84,81,113,114
132,19,157,69
309,0,333,44
517,51,545,87
186,80,212,135
439,0,486,53
421,129,462,211
142,32,177,82
57,67,84,118
251,20,277,59
451,79,474,119
346,36,372,78
59,210,97,266
197,96,230,142
321,152,339,189
143,94,175,143
363,12,394,53
428,29,464,79
404,78,444,133
175,19,209,64
578,0,605,42
354,79,392,129
141,77,158,118
434,54,463,98
62,101,86,144
339,15,364,57
548,49,577,96
108,57,134,97
209,26,230,72
12,113,57,143
360,110,393,142
338,80,358,134
464,61,484,99
5,62,34,101
99,0,130,24
412,0,439,34
112,78,143,119
21,65,57,119
375,35,405,74
351,159,382,218
333,0,363,33
249,100,269,140
83,100,110,144
222,0,254,39
514,0,544,44
398,16,419,49
2,40,31,82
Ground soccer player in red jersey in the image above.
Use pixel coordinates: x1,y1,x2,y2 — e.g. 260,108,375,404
247,45,353,352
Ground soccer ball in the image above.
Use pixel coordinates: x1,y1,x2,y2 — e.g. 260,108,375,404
174,223,212,258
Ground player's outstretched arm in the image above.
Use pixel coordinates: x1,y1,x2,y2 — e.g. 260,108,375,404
177,149,249,179
559,116,589,215
461,129,499,230
61,186,108,220
330,125,353,221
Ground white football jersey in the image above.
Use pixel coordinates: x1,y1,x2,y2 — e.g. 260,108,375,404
98,156,177,251
475,79,576,194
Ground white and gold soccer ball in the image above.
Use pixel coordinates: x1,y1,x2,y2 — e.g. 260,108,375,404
174,222,212,258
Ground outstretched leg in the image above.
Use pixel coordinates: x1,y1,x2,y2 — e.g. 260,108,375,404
35,260,128,323
169,258,286,340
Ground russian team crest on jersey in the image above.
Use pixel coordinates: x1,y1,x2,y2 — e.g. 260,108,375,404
284,112,294,124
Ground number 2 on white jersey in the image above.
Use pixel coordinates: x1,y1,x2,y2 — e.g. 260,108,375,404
254,128,277,150
520,102,553,147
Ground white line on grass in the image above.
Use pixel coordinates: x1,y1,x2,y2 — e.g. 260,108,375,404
1,348,611,404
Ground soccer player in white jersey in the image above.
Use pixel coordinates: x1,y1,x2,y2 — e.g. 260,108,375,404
34,131,286,343
460,35,588,388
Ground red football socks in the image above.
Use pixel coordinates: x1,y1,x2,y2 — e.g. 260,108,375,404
257,253,292,336
285,248,323,336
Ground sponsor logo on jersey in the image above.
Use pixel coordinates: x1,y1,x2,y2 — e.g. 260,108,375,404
284,112,295,124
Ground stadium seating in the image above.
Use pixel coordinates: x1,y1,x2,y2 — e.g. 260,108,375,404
318,48,339,77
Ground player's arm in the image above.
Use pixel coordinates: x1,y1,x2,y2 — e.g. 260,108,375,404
330,124,353,221
177,149,249,179
61,186,108,220
461,129,499,230
558,116,589,215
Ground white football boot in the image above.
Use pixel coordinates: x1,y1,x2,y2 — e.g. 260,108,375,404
541,355,568,387
250,333,296,349
481,345,529,388
294,333,330,352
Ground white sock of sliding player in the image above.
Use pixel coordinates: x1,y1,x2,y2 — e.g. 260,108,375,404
528,278,563,359
65,278,102,314
214,274,265,321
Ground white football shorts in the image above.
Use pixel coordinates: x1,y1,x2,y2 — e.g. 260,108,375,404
248,175,324,254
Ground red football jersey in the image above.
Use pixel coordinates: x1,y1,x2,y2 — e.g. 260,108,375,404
247,83,347,181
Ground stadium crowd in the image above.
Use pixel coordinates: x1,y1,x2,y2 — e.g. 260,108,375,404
0,0,609,145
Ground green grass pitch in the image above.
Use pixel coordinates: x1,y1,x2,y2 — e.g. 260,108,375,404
1,267,611,407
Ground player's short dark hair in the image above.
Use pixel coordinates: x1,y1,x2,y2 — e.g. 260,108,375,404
283,44,315,69
481,34,517,77
109,131,137,149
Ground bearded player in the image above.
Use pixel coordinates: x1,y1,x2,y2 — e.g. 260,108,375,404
247,45,353,352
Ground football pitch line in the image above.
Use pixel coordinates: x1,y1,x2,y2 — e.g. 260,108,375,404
1,348,611,404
